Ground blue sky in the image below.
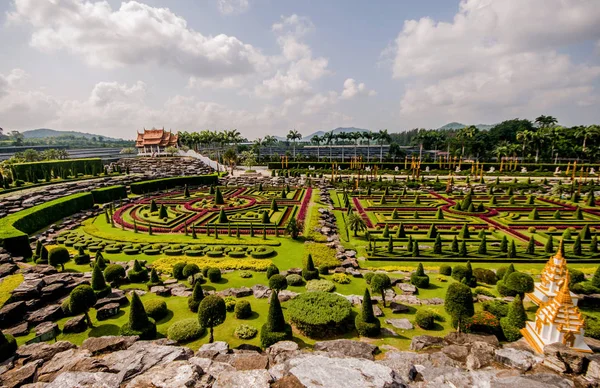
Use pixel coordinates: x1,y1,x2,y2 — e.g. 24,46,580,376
1,0,599,140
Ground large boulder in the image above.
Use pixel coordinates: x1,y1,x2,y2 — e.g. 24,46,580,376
286,354,405,388
266,341,300,364
313,339,378,360
466,341,496,370
385,319,413,330
219,352,269,371
63,315,88,333
45,372,122,388
81,336,139,355
26,304,63,325
0,301,27,329
543,342,588,374
125,360,204,388
213,369,273,388
196,341,230,359
0,360,44,388
586,354,600,381
15,341,76,363
442,344,469,361
37,348,109,382
444,332,499,348
410,335,444,351
96,303,120,320
494,348,542,371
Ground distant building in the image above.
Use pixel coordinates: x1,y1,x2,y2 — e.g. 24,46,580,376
135,128,178,156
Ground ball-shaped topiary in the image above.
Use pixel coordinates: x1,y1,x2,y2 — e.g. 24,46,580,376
167,318,205,343
439,265,452,276
234,299,252,319
415,310,435,330
69,285,97,327
0,330,17,362
363,272,375,284
182,263,200,278
144,299,168,320
286,274,303,286
172,262,186,279
268,274,288,291
120,292,156,340
198,295,227,343
288,291,353,338
207,268,222,282
504,272,534,298
370,273,391,307
266,264,279,279
104,264,126,286
48,246,70,271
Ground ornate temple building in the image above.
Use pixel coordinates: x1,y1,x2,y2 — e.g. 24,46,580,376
522,242,591,353
135,128,178,156
527,241,580,306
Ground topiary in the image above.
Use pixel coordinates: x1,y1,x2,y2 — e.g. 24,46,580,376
500,295,526,341
445,282,474,330
371,273,391,307
235,324,258,339
260,291,292,348
224,296,236,312
234,300,252,319
363,272,375,284
305,279,335,292
269,274,288,291
61,297,72,316
147,268,161,288
266,264,279,279
207,268,222,282
95,252,107,270
286,274,303,286
318,265,329,275
439,265,452,276
288,292,353,338
167,318,205,343
355,288,380,337
410,263,430,288
74,247,91,265
198,295,226,343
144,299,168,320
48,246,70,271
182,263,200,278
104,264,126,286
172,262,186,280
473,268,497,285
415,310,435,330
91,263,110,297
505,272,534,298
69,285,97,327
0,330,17,362
240,271,252,278
331,273,351,284
482,300,509,318
128,260,149,283
120,292,156,340
451,265,468,282
302,254,319,280
188,281,205,312
463,311,501,336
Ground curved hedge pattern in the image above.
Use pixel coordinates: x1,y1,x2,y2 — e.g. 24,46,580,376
130,174,218,194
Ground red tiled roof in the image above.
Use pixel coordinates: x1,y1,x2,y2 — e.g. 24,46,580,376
135,128,178,148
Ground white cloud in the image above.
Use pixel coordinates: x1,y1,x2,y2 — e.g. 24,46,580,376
388,0,600,125
272,14,315,38
340,78,376,100
217,0,249,15
302,91,339,115
8,0,267,78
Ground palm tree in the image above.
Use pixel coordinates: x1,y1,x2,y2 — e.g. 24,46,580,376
311,135,322,160
575,125,600,153
263,135,278,160
362,132,373,161
516,129,533,161
287,129,302,159
325,131,335,162
337,132,349,162
223,148,237,175
349,132,361,158
226,129,242,146
456,126,477,157
534,115,558,130
347,213,367,237
377,129,391,162
413,129,429,161
252,138,264,162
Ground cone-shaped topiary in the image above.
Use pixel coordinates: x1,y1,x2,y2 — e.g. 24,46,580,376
526,237,536,254
260,291,292,347
382,223,390,238
427,224,437,239
411,263,430,288
215,187,225,205
591,236,598,253
544,237,554,253
580,225,591,240
459,241,468,256
218,208,228,223
92,263,108,291
121,292,157,340
302,254,319,280
451,236,459,253
396,223,406,238
573,235,582,255
184,185,190,198
391,209,398,219
387,236,394,253
150,199,158,212
270,198,279,212
575,207,583,220
412,240,420,257
407,236,414,252
188,281,205,312
459,224,470,239
553,210,562,219
355,288,380,337
433,234,442,254
587,190,596,207
507,240,517,258
435,208,444,220
478,234,487,254
501,295,526,341
159,205,168,219
528,208,540,220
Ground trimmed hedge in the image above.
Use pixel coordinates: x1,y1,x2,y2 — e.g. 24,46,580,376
91,185,127,204
12,158,103,183
167,318,205,343
144,300,168,320
288,292,353,338
0,192,94,256
130,174,218,194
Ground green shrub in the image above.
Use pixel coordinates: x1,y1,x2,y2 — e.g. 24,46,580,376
288,292,353,338
48,246,70,271
91,185,127,204
571,282,600,295
224,296,236,312
505,272,534,297
269,274,288,291
463,311,501,336
234,300,252,319
266,264,279,279
286,274,303,286
410,263,429,288
439,265,452,276
183,263,200,278
451,265,468,281
473,268,497,285
332,273,352,284
104,264,126,286
584,316,600,340
302,254,319,280
250,246,275,258
239,271,253,278
568,268,585,286
364,272,375,284
172,262,186,279
91,264,110,297
473,287,495,298
130,174,218,194
167,318,205,343
128,260,149,283
74,249,91,265
198,295,227,343
144,299,168,320
235,324,258,339
207,268,222,282
69,285,97,327
482,300,509,318
354,288,380,337
0,331,18,362
415,310,435,330
120,292,156,340
61,297,72,316
306,279,335,292
445,282,474,329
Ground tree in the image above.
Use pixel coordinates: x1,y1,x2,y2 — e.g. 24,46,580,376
287,129,302,159
526,237,536,255
545,237,554,254
269,274,288,291
91,263,109,294
478,234,487,254
433,234,443,254
371,273,391,307
355,288,380,337
215,187,225,205
286,215,300,239
198,295,226,343
159,204,168,219
218,208,228,223
410,263,430,288
69,285,97,327
501,295,527,341
347,213,366,237
270,198,279,212
188,281,205,312
121,292,156,340
573,235,582,255
505,272,534,298
592,265,600,288
445,282,474,331
507,240,517,258
260,291,291,347
302,254,319,280
48,246,70,271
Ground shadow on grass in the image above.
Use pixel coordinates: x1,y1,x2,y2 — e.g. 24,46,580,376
89,324,120,337
212,278,229,285
156,309,174,324
244,311,261,321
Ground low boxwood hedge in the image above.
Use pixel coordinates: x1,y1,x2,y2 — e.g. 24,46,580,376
228,251,247,258
167,318,205,342
88,245,103,252
123,249,139,255
251,247,275,259
206,250,224,258
143,249,161,255
185,250,204,257
164,249,183,256
288,291,353,338
105,246,121,254
144,300,168,320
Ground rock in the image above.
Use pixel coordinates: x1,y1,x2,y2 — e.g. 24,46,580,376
494,348,542,371
266,341,299,364
397,283,417,295
34,321,59,338
584,336,600,353
442,344,469,361
16,341,76,363
150,286,171,297
189,357,235,385
63,315,88,333
410,335,444,351
543,342,588,374
252,284,271,299
586,354,600,381
101,341,193,381
493,374,575,388
373,305,383,317
0,263,17,278
213,369,273,388
278,290,299,302
0,360,44,388
95,290,128,308
96,303,120,320
45,372,122,388
223,352,269,370
26,304,63,325
81,335,139,355
0,301,27,329
287,354,405,388
385,319,413,330
37,348,109,382
126,360,204,388
196,341,230,359
466,341,496,370
389,302,409,314
271,374,305,388
5,322,29,337
313,339,378,361
444,332,499,348
219,287,253,298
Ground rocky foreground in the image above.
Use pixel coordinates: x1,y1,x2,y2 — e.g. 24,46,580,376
1,334,599,388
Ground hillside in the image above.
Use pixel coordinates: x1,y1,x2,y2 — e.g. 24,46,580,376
437,122,495,131
21,128,125,141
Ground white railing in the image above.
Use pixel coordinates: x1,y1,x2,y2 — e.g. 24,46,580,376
179,149,227,172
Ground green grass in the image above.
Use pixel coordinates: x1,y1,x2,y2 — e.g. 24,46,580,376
0,273,23,307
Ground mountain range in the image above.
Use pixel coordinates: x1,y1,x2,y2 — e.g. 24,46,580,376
20,128,125,141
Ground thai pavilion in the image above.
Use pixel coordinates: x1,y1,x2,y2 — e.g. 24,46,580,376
135,128,178,156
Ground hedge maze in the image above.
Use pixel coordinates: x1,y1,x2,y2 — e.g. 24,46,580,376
336,184,600,263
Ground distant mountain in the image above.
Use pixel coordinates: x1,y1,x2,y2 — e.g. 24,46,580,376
21,128,125,141
437,122,495,131
299,127,369,142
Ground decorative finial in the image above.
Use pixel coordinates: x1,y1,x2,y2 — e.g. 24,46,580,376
557,238,565,258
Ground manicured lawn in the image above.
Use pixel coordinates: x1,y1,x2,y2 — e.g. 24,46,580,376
0,273,23,308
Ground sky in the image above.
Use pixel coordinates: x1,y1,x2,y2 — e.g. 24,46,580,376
1,0,600,140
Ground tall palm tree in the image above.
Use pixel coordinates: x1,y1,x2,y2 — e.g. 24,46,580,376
456,126,477,157
362,132,373,161
263,135,278,159
347,213,367,237
349,132,361,158
413,129,429,161
223,148,237,175
575,125,600,153
516,129,533,161
324,131,335,162
252,138,264,162
534,115,558,130
311,135,322,160
377,129,391,162
337,132,349,162
287,129,302,159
